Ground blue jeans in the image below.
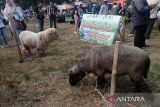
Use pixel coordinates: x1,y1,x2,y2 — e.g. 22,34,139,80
38,19,44,31
0,27,8,45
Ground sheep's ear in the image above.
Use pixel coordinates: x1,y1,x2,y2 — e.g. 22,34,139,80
44,32,48,38
68,65,77,74
68,68,73,75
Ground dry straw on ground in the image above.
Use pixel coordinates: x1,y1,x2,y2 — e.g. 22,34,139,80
0,21,160,107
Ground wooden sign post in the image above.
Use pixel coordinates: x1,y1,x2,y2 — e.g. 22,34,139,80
9,16,23,62
96,41,121,107
109,41,121,107
6,0,23,62
110,41,121,95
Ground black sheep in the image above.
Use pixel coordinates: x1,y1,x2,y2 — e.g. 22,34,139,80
69,45,150,92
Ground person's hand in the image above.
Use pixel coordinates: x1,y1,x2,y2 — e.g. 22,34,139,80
45,16,49,19
149,3,157,9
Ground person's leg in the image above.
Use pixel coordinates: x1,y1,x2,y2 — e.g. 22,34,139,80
78,18,81,30
50,17,53,28
16,29,22,45
145,18,156,39
120,25,125,42
128,22,134,37
0,28,4,46
53,17,57,28
74,15,78,33
141,25,147,47
38,19,43,31
41,19,44,31
134,25,146,48
38,19,41,31
1,27,8,46
130,26,134,34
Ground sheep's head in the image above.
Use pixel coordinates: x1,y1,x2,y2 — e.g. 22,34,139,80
69,65,86,86
45,28,59,42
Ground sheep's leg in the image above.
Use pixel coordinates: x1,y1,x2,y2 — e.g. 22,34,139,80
96,76,106,89
41,49,45,56
36,48,41,58
21,47,26,59
24,45,32,57
135,80,151,93
130,73,151,93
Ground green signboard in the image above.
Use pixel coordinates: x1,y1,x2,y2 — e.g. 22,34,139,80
79,14,121,46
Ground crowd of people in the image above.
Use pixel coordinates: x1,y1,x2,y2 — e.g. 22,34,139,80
0,0,159,49
0,0,59,48
73,0,128,33
72,0,159,49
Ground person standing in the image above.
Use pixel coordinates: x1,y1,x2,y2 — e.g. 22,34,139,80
73,2,79,33
13,0,26,42
86,4,93,14
99,0,109,15
48,1,58,28
123,1,128,15
127,4,135,37
35,2,46,31
4,0,25,45
118,3,122,15
78,3,84,28
119,10,126,42
132,0,157,48
112,2,119,15
145,0,159,39
0,10,8,48
92,3,101,14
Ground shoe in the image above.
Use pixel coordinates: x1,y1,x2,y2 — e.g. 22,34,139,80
128,34,134,37
74,32,78,34
1,45,5,48
4,45,8,48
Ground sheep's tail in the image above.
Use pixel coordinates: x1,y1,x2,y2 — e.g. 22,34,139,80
143,57,150,78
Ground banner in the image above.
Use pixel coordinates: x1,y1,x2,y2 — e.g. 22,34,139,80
79,14,121,46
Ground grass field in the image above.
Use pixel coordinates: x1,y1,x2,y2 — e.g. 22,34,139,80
0,21,160,107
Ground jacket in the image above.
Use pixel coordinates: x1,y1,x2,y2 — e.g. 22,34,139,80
132,0,151,26
147,0,159,19
99,4,108,15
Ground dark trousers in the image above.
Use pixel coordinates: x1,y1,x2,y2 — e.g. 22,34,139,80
134,25,147,48
38,19,44,31
0,27,8,45
129,23,135,34
145,18,156,39
50,17,57,28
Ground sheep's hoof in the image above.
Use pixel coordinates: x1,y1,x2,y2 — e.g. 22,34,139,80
18,60,24,63
36,54,41,58
135,87,151,93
